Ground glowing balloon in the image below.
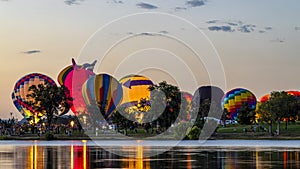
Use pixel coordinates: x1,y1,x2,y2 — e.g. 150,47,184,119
181,91,193,120
119,75,153,109
221,88,257,120
259,91,300,103
182,92,193,104
57,59,96,115
12,73,57,121
82,74,123,118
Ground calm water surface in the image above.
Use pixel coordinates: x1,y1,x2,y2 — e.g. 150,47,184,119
0,140,300,169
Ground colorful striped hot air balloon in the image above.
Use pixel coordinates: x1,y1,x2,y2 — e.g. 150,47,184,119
221,88,257,120
12,73,59,122
57,59,96,116
82,74,123,119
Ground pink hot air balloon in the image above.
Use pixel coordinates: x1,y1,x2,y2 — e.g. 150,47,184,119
57,58,96,116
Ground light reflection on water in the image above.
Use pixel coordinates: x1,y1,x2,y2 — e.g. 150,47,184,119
0,140,300,168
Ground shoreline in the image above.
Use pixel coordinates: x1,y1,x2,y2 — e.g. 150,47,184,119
2,133,300,141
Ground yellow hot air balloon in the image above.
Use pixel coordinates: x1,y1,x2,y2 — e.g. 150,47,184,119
119,75,153,123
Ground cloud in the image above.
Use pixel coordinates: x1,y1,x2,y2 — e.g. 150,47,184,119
174,7,187,11
208,26,234,32
295,27,300,31
259,30,266,33
136,2,158,9
64,0,83,5
159,30,169,34
139,32,156,36
206,20,219,24
186,0,205,7
107,0,123,4
271,38,284,43
23,50,41,54
238,24,256,33
265,27,272,30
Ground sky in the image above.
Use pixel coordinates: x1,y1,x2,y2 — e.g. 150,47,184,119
1,0,300,119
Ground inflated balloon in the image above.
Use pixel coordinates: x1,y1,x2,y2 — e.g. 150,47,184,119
119,75,153,109
12,73,57,121
221,88,257,120
182,92,193,104
57,58,96,115
193,86,224,106
260,91,300,103
82,74,123,118
259,94,270,103
181,91,193,120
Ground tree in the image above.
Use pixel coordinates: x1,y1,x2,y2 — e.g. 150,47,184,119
237,103,256,125
26,84,72,131
257,91,297,135
148,81,182,130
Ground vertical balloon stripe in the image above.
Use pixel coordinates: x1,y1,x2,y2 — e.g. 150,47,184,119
82,73,123,119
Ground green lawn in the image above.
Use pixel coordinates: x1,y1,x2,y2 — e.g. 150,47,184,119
217,121,300,136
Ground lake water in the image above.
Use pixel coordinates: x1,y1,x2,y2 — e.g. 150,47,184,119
1,140,300,168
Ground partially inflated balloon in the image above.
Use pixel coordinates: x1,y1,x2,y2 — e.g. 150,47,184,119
82,74,123,119
221,88,257,120
12,73,57,121
57,59,95,115
119,75,153,109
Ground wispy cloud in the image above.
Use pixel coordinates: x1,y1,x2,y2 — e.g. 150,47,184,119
208,26,234,32
295,27,300,31
23,50,41,55
271,38,285,43
107,0,123,4
174,7,187,11
139,32,156,36
265,27,272,30
186,0,205,7
136,2,158,9
206,20,270,34
64,0,83,5
159,30,169,34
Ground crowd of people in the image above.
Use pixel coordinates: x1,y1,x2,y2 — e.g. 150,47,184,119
0,117,83,137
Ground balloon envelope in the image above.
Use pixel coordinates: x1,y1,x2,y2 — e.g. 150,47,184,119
222,88,257,120
57,62,95,115
259,91,300,103
82,74,123,118
12,73,57,121
119,75,153,109
193,86,224,105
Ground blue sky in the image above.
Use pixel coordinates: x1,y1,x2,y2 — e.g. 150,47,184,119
1,0,300,119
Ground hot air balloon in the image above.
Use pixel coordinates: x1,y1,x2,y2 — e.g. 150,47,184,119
118,75,153,123
82,74,123,119
12,73,57,123
57,58,96,116
181,91,193,120
259,91,300,103
119,75,153,108
221,88,257,120
193,86,224,106
191,86,224,119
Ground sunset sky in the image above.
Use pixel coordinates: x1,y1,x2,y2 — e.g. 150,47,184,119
1,0,300,119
